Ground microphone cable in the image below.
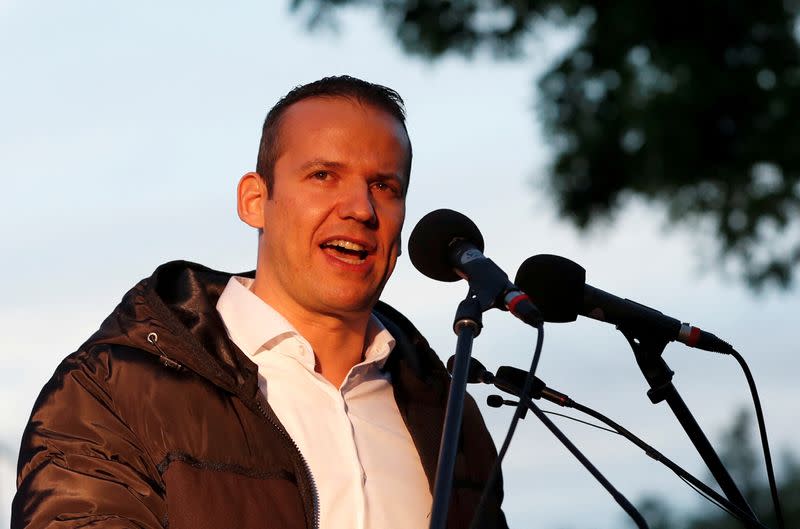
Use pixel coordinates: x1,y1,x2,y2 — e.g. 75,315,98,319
689,345,784,527
467,326,545,529
725,348,785,529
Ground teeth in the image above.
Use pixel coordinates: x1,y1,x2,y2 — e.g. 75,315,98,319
326,239,367,252
334,254,365,264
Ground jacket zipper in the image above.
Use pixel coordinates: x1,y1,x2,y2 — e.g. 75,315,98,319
254,395,320,529
148,331,320,529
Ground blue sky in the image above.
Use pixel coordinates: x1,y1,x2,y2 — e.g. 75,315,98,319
2,2,798,528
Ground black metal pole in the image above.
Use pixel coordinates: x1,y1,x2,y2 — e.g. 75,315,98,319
429,297,483,529
660,383,758,525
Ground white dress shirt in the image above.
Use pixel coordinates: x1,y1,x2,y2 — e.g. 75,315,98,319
216,276,432,529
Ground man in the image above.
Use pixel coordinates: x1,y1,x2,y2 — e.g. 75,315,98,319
13,76,507,529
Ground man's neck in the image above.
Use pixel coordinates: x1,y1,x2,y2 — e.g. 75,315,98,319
250,278,372,387
290,314,370,388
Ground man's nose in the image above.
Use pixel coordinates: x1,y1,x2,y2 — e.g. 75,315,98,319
338,183,377,225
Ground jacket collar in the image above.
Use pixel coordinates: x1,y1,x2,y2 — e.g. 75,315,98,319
85,261,259,400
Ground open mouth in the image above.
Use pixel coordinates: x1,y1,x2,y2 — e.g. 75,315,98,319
320,239,370,264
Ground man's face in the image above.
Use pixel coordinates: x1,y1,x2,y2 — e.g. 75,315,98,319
252,96,409,320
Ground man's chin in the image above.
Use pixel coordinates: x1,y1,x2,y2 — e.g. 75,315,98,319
325,299,378,317
316,290,382,318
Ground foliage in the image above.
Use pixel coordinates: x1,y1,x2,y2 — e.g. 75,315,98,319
291,0,800,289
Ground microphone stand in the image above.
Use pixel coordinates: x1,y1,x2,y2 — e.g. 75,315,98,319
429,296,483,529
619,329,760,526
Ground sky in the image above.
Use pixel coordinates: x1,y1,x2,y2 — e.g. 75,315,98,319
1,2,798,528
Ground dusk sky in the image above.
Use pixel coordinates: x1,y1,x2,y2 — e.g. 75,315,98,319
2,2,798,528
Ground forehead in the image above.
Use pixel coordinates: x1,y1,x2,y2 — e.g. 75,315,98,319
279,95,402,130
275,96,411,170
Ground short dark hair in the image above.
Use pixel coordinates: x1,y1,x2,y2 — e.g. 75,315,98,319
256,75,412,197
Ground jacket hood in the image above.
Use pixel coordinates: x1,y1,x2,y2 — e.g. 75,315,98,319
83,260,447,402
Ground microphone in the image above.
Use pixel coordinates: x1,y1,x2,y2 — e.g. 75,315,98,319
408,209,542,327
494,365,572,406
446,355,569,405
513,254,734,353
445,354,493,385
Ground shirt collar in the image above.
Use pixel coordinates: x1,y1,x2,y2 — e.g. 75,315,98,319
216,276,395,370
364,313,395,369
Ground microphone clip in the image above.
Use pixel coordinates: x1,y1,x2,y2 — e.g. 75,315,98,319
452,296,484,337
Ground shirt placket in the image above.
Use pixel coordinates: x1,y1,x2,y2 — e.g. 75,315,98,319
339,365,368,529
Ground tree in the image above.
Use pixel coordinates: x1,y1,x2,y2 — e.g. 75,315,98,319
291,0,800,289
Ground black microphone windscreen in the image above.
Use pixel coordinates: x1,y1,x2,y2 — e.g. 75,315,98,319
408,209,484,282
446,355,489,384
514,254,585,322
486,394,506,408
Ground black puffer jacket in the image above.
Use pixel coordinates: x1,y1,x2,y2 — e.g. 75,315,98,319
13,261,507,529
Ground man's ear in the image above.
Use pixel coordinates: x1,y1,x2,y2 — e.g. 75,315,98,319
237,172,266,229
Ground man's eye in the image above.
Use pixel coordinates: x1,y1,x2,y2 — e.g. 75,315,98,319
372,181,400,195
312,171,330,180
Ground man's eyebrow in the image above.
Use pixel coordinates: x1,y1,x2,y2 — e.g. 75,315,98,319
372,172,403,183
299,159,346,171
